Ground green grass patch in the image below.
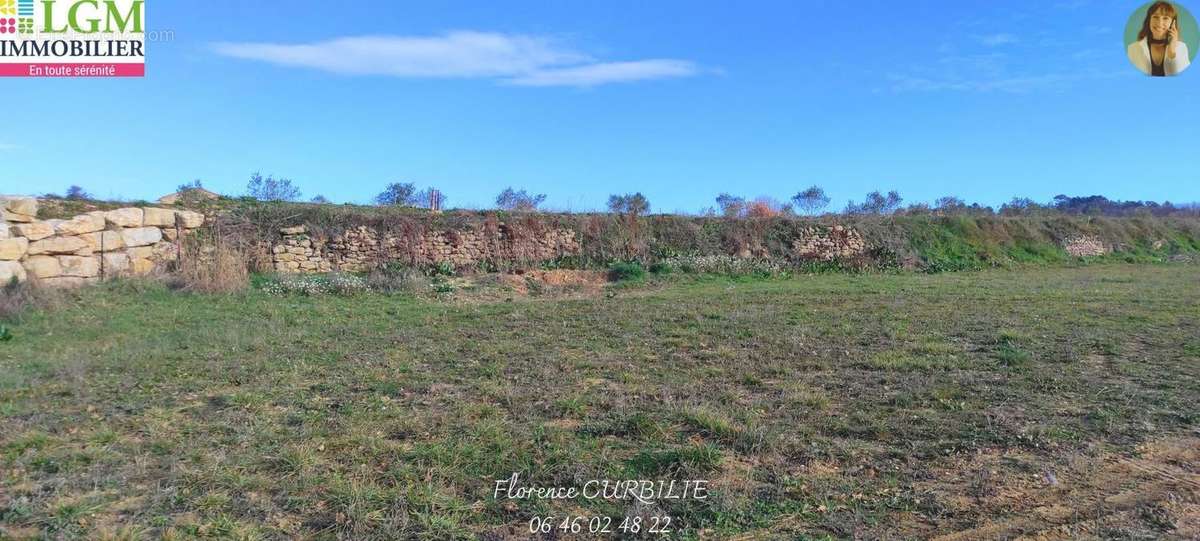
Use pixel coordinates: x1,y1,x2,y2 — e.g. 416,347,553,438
1,264,1198,538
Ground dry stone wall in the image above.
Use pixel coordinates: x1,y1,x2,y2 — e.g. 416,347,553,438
0,196,204,287
273,222,581,273
1062,236,1108,257
792,225,868,261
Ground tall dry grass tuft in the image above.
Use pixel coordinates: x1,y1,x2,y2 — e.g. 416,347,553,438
173,236,250,293
0,279,64,322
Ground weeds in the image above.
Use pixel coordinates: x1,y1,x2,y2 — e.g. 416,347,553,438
260,273,368,296
660,254,785,276
173,239,249,293
609,261,645,282
0,280,61,323
994,330,1032,368
366,265,431,295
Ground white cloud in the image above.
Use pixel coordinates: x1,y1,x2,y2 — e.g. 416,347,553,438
506,59,699,87
888,69,1125,94
211,31,701,87
977,33,1019,46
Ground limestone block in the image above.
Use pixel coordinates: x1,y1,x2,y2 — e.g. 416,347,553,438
122,227,163,248
102,252,131,275
162,228,179,241
28,235,89,255
79,230,125,252
127,246,154,260
0,237,28,260
56,212,107,235
1,209,34,223
177,211,205,228
130,258,156,275
1,196,38,216
280,225,306,235
151,241,177,260
0,221,8,240
58,255,101,278
105,207,144,228
22,256,61,279
142,207,177,227
10,221,55,241
0,260,26,284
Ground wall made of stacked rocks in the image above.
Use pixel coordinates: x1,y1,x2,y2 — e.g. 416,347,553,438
1062,235,1108,257
272,222,581,273
791,225,868,261
0,196,204,287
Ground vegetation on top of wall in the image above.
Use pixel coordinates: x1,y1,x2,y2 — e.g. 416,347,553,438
202,201,1200,272
24,195,1200,275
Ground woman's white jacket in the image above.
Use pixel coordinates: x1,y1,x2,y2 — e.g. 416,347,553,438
1128,38,1191,75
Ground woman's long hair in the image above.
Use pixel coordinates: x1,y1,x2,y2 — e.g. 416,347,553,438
1139,1,1179,40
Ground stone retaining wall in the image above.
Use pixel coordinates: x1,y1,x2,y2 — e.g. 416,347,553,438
273,223,581,273
791,225,868,261
1062,236,1108,257
0,196,204,287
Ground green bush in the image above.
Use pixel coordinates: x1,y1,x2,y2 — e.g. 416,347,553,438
426,261,455,277
609,262,645,282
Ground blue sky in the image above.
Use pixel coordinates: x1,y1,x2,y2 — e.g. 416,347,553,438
2,0,1197,212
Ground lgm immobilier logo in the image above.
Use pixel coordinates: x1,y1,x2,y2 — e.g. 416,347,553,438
0,0,144,77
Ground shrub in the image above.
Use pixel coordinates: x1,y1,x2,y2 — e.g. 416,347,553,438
376,182,417,206
648,262,672,275
65,185,92,201
246,172,302,202
431,278,456,294
609,262,645,282
174,241,250,293
845,190,903,215
607,193,650,216
426,261,455,277
793,186,831,216
496,187,547,212
377,182,447,210
715,194,746,217
177,179,204,193
0,279,71,324
0,280,33,322
745,198,785,218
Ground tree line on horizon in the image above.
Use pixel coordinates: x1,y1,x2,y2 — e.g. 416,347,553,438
40,174,1200,219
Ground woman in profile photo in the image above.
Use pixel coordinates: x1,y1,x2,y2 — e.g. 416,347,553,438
1128,1,1190,76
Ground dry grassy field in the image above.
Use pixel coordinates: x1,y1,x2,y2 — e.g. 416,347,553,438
2,264,1198,539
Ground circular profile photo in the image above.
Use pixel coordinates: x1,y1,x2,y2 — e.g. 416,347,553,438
1125,1,1198,76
